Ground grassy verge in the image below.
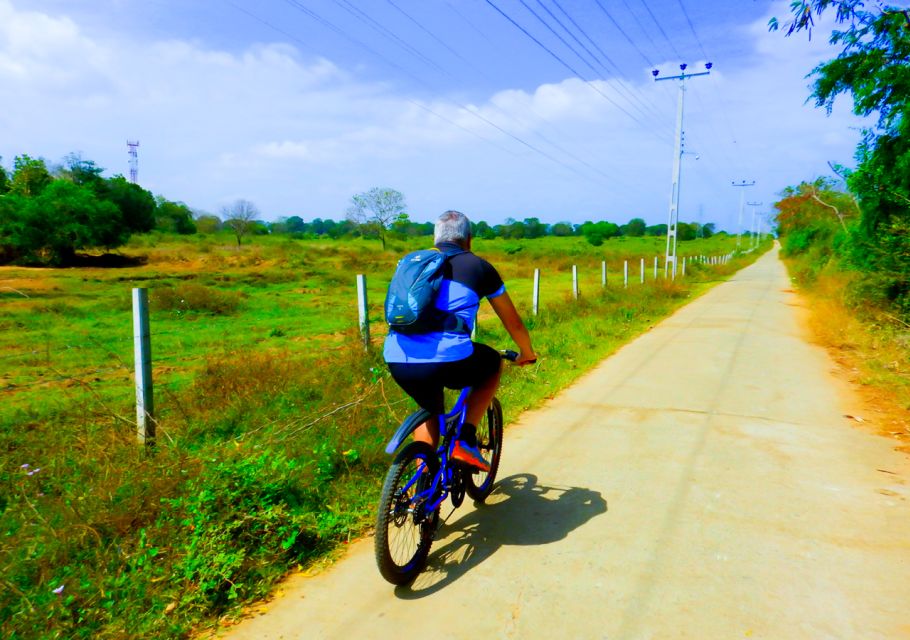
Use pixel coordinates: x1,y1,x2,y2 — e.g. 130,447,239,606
784,257,910,452
0,235,765,638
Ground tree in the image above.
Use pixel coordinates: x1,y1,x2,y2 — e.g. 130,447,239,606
550,222,574,236
10,155,51,197
772,1,910,311
96,176,156,234
222,199,260,246
522,217,547,239
579,221,620,246
59,153,104,188
156,197,197,234
0,181,124,265
677,222,697,241
621,217,647,237
346,187,406,249
194,213,222,234
286,215,306,233
702,222,716,238
390,212,419,237
0,157,10,194
472,220,496,239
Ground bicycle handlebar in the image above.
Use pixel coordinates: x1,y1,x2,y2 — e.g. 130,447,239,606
501,350,536,364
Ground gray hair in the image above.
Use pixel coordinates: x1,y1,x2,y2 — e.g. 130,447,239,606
434,210,472,245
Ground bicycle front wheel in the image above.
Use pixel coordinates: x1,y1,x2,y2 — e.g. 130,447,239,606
374,441,439,585
465,397,503,502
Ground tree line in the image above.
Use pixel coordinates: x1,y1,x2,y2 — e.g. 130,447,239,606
0,156,720,266
265,212,717,245
771,2,910,318
0,154,196,265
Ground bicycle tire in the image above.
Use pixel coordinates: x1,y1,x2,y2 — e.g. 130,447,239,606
374,441,439,585
465,397,503,502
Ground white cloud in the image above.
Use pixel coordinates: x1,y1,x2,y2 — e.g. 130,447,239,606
0,0,870,229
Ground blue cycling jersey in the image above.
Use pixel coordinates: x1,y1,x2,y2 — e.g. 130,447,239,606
383,243,505,364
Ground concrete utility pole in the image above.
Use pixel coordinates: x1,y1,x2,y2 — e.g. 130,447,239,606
732,180,756,248
132,288,154,447
747,201,763,249
654,62,711,279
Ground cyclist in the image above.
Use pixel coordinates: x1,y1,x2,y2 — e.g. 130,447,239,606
384,210,537,472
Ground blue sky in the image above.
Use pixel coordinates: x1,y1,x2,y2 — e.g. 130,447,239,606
0,0,868,231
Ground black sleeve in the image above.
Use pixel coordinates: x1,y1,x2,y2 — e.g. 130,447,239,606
447,253,505,299
475,258,504,299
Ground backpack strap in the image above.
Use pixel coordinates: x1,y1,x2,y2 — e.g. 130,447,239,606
435,244,469,334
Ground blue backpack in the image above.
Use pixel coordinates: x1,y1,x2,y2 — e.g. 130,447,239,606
384,247,469,335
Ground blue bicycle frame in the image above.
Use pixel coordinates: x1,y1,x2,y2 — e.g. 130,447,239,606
385,386,472,515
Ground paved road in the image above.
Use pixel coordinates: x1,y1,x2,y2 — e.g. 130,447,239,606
221,248,910,640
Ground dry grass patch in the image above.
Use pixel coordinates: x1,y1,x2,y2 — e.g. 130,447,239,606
794,267,910,450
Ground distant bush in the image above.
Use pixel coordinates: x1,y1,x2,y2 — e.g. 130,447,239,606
152,283,242,315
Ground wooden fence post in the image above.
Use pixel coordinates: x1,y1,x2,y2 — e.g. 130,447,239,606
356,274,369,349
132,288,155,447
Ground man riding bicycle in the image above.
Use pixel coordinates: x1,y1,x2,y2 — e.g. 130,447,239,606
384,210,537,472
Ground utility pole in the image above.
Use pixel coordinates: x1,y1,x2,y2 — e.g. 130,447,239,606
747,201,763,249
732,180,756,249
654,62,711,279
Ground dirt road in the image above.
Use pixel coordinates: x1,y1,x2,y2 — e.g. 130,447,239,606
220,248,910,639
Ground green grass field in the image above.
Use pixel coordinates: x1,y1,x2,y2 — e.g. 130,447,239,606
0,232,765,638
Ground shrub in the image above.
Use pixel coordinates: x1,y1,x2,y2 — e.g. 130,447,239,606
151,284,242,316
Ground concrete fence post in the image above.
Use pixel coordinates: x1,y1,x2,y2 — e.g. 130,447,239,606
653,256,658,279
682,256,687,276
572,265,579,300
623,260,629,288
356,274,369,349
601,261,606,288
640,258,645,284
132,288,155,447
533,268,540,315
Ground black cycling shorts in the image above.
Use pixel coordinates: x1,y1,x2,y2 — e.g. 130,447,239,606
387,342,501,415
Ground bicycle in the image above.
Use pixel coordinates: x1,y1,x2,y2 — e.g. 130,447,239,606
373,350,518,585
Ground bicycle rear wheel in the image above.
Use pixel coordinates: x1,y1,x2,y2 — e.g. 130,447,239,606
374,441,439,585
465,397,503,502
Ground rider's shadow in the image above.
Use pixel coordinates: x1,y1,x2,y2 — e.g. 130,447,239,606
395,473,608,598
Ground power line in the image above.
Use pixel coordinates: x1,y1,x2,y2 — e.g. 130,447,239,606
384,0,623,179
664,0,746,179
541,0,671,125
385,0,485,77
637,0,683,59
483,0,669,142
539,0,610,75
340,3,623,183
676,0,710,61
617,0,660,67
256,1,623,185
593,0,658,69
515,0,664,127
443,0,503,52
518,0,601,77
330,0,443,73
